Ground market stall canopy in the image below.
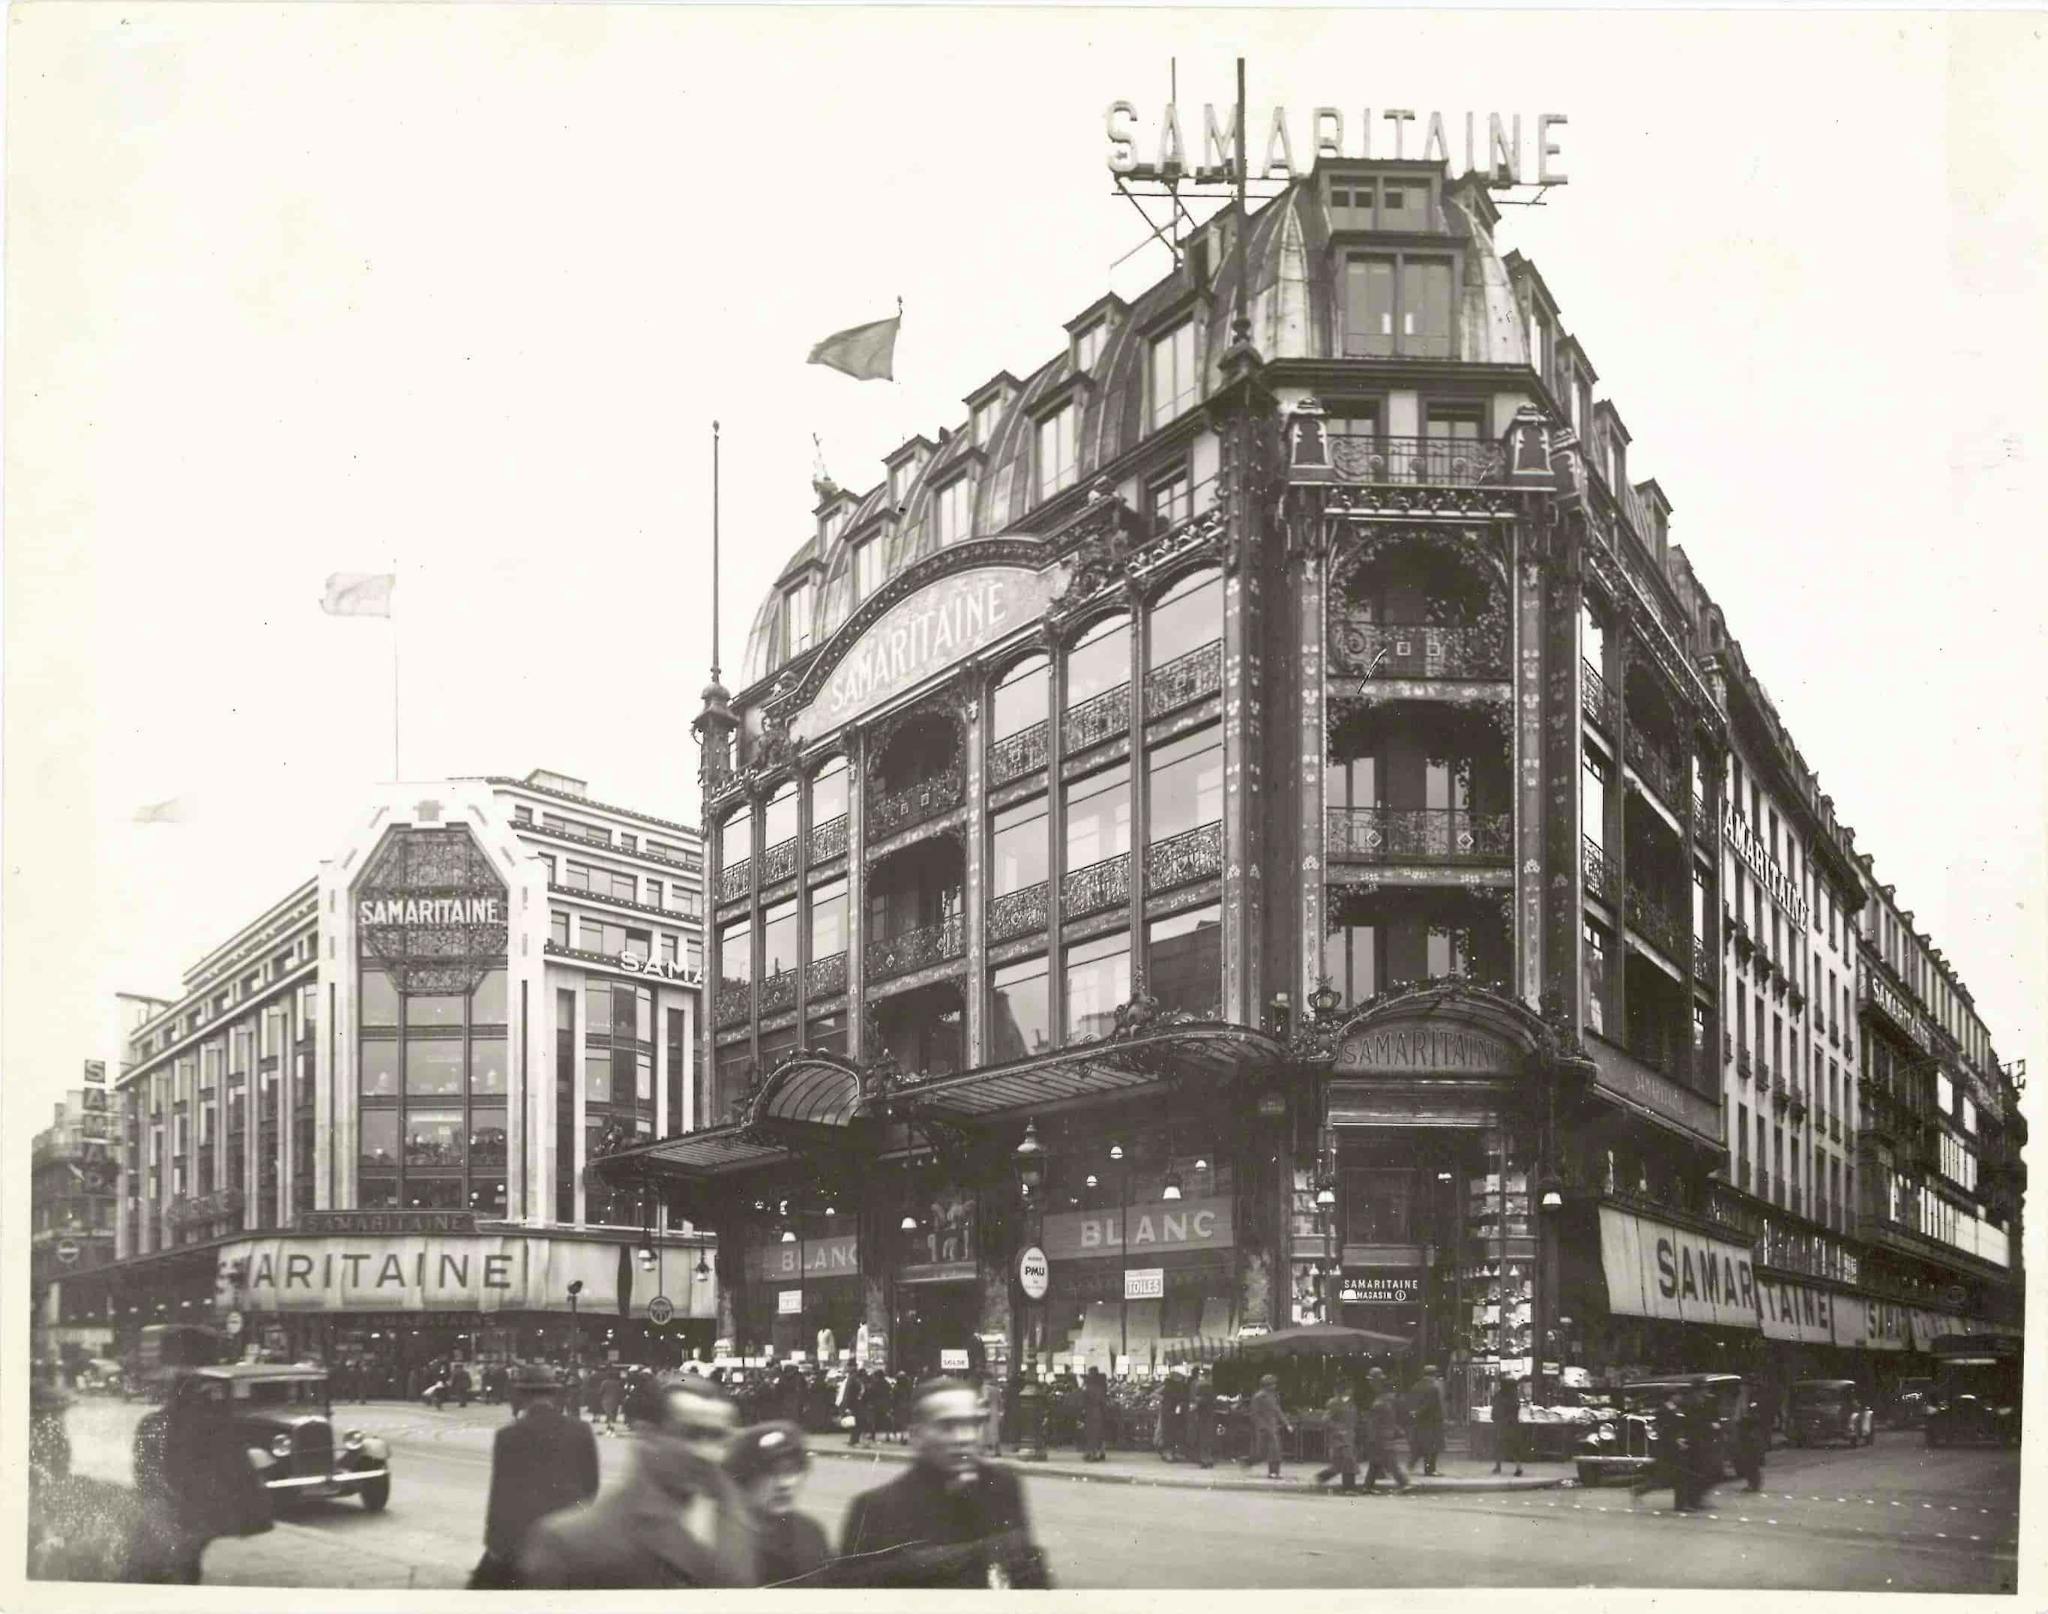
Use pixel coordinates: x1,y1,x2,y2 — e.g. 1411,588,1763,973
1232,1322,1411,1358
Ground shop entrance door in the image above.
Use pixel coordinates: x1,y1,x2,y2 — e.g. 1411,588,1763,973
893,1280,982,1378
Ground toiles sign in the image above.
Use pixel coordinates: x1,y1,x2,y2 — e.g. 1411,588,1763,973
788,566,1062,742
352,826,509,995
1721,802,1810,931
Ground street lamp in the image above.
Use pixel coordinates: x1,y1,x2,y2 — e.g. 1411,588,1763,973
1108,1143,1131,1368
1534,1170,1564,1406
566,1279,583,1370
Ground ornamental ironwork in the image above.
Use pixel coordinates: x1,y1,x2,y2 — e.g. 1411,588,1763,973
806,951,848,999
1063,681,1131,754
1061,850,1130,920
1581,834,1610,902
716,980,752,1029
1694,934,1715,982
718,857,752,906
1332,620,1507,682
867,766,965,841
1326,807,1510,865
988,720,1048,787
1144,640,1224,720
1624,727,1686,808
352,826,509,995
986,880,1049,944
1145,820,1224,892
808,813,849,865
1623,882,1687,961
1328,433,1506,487
868,913,965,983
758,968,798,1016
1581,661,1617,732
759,836,798,888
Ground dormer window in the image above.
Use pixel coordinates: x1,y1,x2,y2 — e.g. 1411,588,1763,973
853,534,884,604
1075,319,1107,375
784,579,815,659
933,474,973,546
821,507,847,548
972,398,1000,449
888,464,908,508
1342,253,1453,359
1037,404,1077,501
1149,318,1198,429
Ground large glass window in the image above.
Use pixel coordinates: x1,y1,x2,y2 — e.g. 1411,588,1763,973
990,956,1051,1062
1065,768,1131,869
470,1036,508,1095
1147,727,1222,843
405,1039,464,1097
762,899,799,977
853,536,884,603
1148,570,1222,667
720,810,752,867
991,798,1049,895
1037,404,1077,500
719,918,753,986
1581,749,1608,846
1150,905,1221,1019
811,757,848,826
810,878,848,958
408,994,464,1029
1066,615,1130,709
1324,920,1379,1005
1342,255,1453,359
1064,932,1131,1041
469,1113,508,1167
360,1040,400,1098
1149,318,1198,428
473,969,507,1023
763,782,798,851
933,475,973,546
408,1178,464,1210
359,970,399,1029
1330,753,1379,811
587,1048,613,1104
992,656,1049,740
404,1110,464,1167
1149,468,1191,530
784,580,815,658
1343,1167,1414,1243
360,1110,399,1166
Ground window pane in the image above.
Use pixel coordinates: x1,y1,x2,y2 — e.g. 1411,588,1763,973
359,1176,399,1208
1150,319,1197,429
720,919,752,985
763,785,799,848
1037,406,1076,500
1407,260,1453,357
810,879,849,957
586,981,612,1034
469,1110,508,1167
1147,730,1222,843
408,994,464,1029
1064,933,1130,1041
991,798,1049,895
1065,770,1131,867
470,1176,508,1215
992,657,1048,741
854,538,883,603
408,1178,464,1210
721,811,752,864
359,970,399,1029
359,1040,400,1098
588,1048,612,1103
472,969,508,1024
1150,905,1221,1019
404,1110,464,1167
470,1036,508,1095
762,900,799,976
1066,616,1130,708
1148,571,1221,667
811,759,849,824
405,1039,464,1097
1344,1168,1414,1243
359,1110,399,1166
990,956,1051,1061
1345,258,1396,357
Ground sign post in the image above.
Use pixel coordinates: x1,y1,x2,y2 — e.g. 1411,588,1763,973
54,1239,81,1267
647,1295,674,1327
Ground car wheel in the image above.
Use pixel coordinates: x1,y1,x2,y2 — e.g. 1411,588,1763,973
359,1475,391,1511
1575,1462,1601,1488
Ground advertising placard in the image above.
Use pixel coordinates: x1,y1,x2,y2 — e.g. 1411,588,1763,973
777,1289,803,1315
1598,1207,1759,1332
1041,1195,1233,1261
1757,1277,1835,1343
1125,1267,1165,1300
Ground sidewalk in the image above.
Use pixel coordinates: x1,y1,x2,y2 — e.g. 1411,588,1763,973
810,1437,1573,1497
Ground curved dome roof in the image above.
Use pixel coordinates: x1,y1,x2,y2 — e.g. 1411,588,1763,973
738,164,1531,691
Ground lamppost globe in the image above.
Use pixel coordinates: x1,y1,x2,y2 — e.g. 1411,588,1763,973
1109,1142,1124,1162
1162,1168,1184,1201
781,1229,797,1243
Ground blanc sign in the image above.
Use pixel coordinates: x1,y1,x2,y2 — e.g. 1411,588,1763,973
1106,103,1568,185
1041,1195,1233,1261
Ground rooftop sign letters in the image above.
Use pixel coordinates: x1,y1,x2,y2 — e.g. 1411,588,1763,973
789,566,1061,742
357,897,502,927
618,953,704,988
1721,802,1810,931
1863,973,1929,1054
298,1210,479,1235
1106,103,1568,185
1335,1024,1520,1077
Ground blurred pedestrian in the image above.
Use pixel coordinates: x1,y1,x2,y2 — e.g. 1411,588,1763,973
520,1377,756,1588
599,1366,625,1432
726,1422,831,1587
1733,1396,1768,1493
1316,1381,1360,1493
1410,1366,1446,1477
452,1361,473,1409
1081,1366,1108,1461
1632,1393,1688,1510
835,1377,1052,1588
127,1375,272,1583
1489,1375,1524,1477
1160,1368,1188,1462
1189,1367,1217,1468
1361,1368,1410,1493
838,1362,866,1446
1683,1386,1721,1510
1248,1373,1291,1479
473,1363,600,1589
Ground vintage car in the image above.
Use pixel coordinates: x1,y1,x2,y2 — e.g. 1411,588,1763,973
1890,1377,1935,1428
1574,1373,1748,1488
1786,1379,1874,1447
194,1363,391,1509
1924,1337,2022,1448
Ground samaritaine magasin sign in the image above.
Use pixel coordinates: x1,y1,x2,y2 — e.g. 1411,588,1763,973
1336,1024,1520,1077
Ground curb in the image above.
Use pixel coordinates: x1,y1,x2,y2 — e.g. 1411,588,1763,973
807,1444,1574,1498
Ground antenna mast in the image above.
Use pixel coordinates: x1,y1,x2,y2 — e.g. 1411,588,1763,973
710,420,722,686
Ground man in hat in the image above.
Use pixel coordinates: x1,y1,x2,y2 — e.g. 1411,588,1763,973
1315,1380,1360,1493
1247,1374,1291,1480
475,1362,601,1588
1361,1368,1411,1493
725,1422,832,1587
1489,1374,1525,1477
1409,1365,1447,1477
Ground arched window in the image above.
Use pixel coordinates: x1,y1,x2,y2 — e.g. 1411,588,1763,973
991,655,1049,741
1148,569,1222,669
1065,614,1130,710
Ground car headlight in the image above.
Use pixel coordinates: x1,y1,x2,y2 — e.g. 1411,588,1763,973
270,1433,294,1458
342,1429,365,1449
1595,1429,1615,1444
247,1446,276,1469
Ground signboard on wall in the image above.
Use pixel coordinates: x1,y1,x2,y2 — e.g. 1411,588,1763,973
748,1235,859,1283
1830,1294,1908,1352
1340,1271,1422,1306
777,1289,803,1315
1598,1207,1759,1332
1335,1023,1520,1077
1757,1276,1835,1343
351,825,509,995
1041,1195,1234,1261
1125,1268,1165,1300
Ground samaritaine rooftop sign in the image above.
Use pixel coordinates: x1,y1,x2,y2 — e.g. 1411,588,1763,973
1106,103,1568,184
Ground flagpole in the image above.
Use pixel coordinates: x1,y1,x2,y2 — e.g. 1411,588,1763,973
710,422,722,686
391,562,401,781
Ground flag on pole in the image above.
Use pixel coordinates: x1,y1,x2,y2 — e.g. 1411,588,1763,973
807,309,900,382
133,797,190,825
320,572,395,617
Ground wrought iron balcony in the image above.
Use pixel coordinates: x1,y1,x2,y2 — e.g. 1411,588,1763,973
1145,639,1224,720
867,913,964,983
1581,660,1617,732
808,814,849,866
1693,934,1715,982
987,880,1050,944
1145,820,1224,893
806,951,847,999
758,967,798,1016
1582,834,1610,902
1829,1116,1842,1144
759,836,798,888
1789,1093,1809,1123
717,857,751,906
1326,806,1511,865
1064,682,1131,754
988,721,1048,787
715,979,751,1029
868,766,965,841
1623,883,1687,960
1624,729,1685,809
1332,619,1507,682
1692,793,1708,836
1328,432,1507,487
1061,850,1131,920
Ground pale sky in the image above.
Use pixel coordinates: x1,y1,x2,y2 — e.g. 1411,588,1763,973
6,7,2045,1152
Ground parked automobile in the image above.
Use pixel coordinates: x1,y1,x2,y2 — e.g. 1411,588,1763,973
190,1363,391,1510
1787,1379,1873,1447
1575,1373,1748,1488
1925,1335,2021,1448
76,1358,127,1395
1890,1377,1934,1428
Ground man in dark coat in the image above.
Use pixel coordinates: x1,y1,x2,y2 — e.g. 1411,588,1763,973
1489,1375,1525,1477
1248,1373,1291,1478
1733,1396,1768,1492
452,1361,473,1408
726,1422,832,1587
1160,1369,1189,1461
1189,1367,1218,1468
839,1363,867,1446
1632,1393,1688,1510
1410,1366,1447,1476
1316,1381,1360,1492
835,1377,1052,1589
474,1364,601,1589
1081,1366,1108,1461
1361,1368,1410,1493
520,1377,757,1588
